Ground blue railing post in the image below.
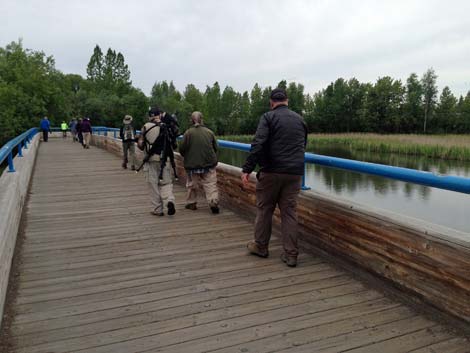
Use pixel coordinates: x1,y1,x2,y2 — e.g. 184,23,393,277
18,144,23,157
114,130,117,139
301,162,311,190
24,139,28,149
7,152,15,172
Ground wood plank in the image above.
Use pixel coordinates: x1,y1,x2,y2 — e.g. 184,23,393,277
16,283,374,352
1,138,468,353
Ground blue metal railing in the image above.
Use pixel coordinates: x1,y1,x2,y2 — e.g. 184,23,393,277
215,139,470,194
92,128,470,194
0,128,39,173
6,126,468,194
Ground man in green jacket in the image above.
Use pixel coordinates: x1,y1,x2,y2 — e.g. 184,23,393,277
61,121,68,139
179,111,219,214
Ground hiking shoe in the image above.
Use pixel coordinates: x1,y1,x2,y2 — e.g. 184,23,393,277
185,203,197,211
151,210,164,216
281,253,297,267
210,205,220,214
167,202,176,216
247,241,269,258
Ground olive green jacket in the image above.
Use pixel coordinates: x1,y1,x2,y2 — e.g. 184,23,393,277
179,124,218,170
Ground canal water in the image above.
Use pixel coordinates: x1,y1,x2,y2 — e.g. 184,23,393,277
217,146,470,235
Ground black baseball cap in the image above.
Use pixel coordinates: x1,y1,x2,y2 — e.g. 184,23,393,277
148,106,161,117
270,88,288,101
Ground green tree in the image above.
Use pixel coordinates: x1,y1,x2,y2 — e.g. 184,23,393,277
303,93,316,132
277,80,287,90
150,81,182,114
456,92,470,132
238,91,251,133
421,68,438,133
0,40,69,144
286,82,305,115
220,86,240,134
86,45,104,82
435,86,457,133
203,82,221,132
403,73,423,133
179,84,204,132
366,77,404,133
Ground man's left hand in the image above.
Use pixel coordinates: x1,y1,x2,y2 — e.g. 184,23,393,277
241,173,250,187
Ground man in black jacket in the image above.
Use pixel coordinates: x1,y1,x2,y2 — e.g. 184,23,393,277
241,88,307,267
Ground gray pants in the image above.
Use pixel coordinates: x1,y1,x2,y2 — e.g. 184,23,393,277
123,141,136,167
144,161,175,213
254,172,302,257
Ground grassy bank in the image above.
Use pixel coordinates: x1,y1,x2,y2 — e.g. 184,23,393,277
221,134,470,161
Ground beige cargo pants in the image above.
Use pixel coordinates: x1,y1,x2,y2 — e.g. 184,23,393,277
186,169,219,207
144,161,175,214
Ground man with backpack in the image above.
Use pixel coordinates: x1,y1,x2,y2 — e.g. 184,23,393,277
138,107,176,216
119,115,137,170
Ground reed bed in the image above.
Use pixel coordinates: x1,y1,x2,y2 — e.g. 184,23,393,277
221,134,470,161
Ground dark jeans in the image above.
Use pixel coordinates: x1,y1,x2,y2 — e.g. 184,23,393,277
254,172,302,257
78,132,83,144
42,129,49,142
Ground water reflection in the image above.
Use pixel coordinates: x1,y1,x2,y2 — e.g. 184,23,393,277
217,147,469,234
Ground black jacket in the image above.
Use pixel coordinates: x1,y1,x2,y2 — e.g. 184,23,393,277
242,105,307,175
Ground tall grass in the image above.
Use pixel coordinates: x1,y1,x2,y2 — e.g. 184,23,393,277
221,134,470,161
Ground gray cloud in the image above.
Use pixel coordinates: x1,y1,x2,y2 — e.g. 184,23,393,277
2,0,469,96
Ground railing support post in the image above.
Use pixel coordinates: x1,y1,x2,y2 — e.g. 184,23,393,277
7,152,15,172
301,162,311,191
18,144,23,157
114,130,117,139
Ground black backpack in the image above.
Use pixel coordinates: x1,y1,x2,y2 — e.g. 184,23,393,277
161,113,179,149
123,124,135,141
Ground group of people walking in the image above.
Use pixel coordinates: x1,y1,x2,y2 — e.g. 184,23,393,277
124,88,307,267
40,88,307,268
40,116,92,148
121,108,220,218
68,118,93,148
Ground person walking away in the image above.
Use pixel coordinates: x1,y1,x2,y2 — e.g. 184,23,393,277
76,118,84,145
61,121,68,139
81,117,92,149
179,111,219,214
69,119,78,142
241,88,307,267
119,115,137,170
40,116,50,142
139,107,176,216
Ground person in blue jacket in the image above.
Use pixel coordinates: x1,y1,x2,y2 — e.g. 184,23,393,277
40,116,51,142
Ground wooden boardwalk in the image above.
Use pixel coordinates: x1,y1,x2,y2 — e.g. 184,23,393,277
1,139,468,353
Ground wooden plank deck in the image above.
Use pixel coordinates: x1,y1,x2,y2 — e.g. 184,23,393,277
1,138,468,353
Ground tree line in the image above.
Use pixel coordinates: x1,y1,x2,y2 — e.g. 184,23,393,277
1,40,470,147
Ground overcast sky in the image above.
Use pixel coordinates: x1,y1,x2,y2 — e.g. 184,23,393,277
2,0,470,97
